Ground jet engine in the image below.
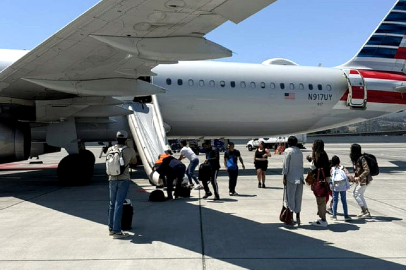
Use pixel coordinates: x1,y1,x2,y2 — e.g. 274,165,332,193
0,121,31,163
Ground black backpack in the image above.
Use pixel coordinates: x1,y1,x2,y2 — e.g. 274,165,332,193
359,153,379,176
198,163,212,181
149,190,166,202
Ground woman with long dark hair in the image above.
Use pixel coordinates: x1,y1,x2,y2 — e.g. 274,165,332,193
350,144,372,218
307,140,330,227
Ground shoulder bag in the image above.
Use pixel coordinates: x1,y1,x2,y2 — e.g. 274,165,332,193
311,168,329,197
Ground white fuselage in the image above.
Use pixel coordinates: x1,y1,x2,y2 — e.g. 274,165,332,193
1,49,405,138
153,61,404,138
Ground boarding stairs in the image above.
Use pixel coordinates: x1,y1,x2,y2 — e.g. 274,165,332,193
126,96,168,185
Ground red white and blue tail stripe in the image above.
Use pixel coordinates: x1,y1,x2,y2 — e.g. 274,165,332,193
341,0,406,73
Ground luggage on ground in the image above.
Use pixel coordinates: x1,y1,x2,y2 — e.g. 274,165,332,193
121,199,133,230
149,189,166,202
176,185,191,198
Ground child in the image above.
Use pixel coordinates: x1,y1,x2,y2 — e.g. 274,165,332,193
330,155,352,221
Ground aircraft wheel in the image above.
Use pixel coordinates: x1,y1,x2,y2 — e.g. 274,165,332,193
57,152,95,185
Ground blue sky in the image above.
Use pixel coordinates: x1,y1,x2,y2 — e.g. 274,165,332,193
0,0,396,67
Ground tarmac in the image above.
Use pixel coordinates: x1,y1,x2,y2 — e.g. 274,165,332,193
0,138,406,270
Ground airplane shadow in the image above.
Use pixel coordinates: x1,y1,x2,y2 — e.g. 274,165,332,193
0,163,405,269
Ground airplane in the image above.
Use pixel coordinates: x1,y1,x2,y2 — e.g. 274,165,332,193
1,0,406,185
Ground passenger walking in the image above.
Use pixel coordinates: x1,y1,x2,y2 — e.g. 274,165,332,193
156,152,186,200
330,155,352,221
254,141,272,188
224,142,245,196
178,140,202,190
202,141,220,200
307,140,330,227
107,130,137,238
350,143,373,219
282,136,304,225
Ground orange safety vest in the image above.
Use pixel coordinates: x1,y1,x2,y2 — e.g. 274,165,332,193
155,153,171,165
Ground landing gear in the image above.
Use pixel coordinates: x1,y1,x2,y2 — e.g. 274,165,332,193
57,150,95,185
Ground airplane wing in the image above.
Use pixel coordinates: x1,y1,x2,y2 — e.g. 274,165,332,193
0,0,277,104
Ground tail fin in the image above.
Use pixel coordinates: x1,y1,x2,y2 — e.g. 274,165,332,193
341,0,406,73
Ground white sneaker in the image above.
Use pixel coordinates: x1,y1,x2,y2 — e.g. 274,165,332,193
330,216,337,221
360,212,371,219
193,185,203,190
357,211,365,218
113,231,129,239
311,219,328,227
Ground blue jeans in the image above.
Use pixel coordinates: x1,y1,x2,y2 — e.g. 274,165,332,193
332,190,348,217
108,180,130,233
187,158,200,185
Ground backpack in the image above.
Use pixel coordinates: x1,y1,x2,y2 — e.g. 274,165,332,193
149,190,166,202
330,167,350,192
226,153,238,170
198,163,212,181
359,153,379,176
106,146,127,176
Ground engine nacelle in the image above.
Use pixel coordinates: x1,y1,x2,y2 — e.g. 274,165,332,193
0,121,31,163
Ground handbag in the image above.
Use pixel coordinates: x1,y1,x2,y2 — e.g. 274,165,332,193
279,186,293,224
305,171,314,185
311,169,329,197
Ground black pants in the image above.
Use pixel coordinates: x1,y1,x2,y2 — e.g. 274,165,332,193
166,165,185,198
202,169,219,197
228,169,238,193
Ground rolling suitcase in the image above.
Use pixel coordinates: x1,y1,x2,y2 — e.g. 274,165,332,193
121,199,133,230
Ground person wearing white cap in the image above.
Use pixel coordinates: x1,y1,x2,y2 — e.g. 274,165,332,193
107,130,137,238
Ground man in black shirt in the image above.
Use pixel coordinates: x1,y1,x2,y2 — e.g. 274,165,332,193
224,142,245,196
202,141,220,200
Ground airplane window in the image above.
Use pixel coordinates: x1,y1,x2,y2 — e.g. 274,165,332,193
318,84,323,90
299,83,304,90
250,82,256,88
270,83,276,89
210,80,215,87
231,81,236,88
280,83,285,90
241,81,246,88
260,82,265,89
199,80,205,87
178,79,183,86
220,81,226,87
289,83,295,90
327,84,332,91
188,79,194,86
309,84,313,90
166,78,172,85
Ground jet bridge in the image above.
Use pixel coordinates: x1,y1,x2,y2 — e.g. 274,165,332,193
126,96,168,185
